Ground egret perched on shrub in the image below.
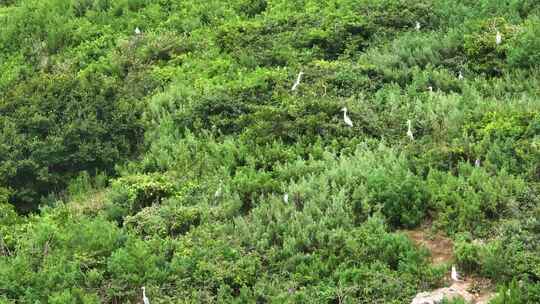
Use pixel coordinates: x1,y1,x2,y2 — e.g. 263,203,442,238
341,107,353,127
415,21,421,31
291,71,304,91
406,119,414,140
458,71,464,80
142,287,150,304
135,27,142,35
475,159,481,167
283,193,288,203
214,183,222,199
496,31,502,45
428,86,433,93
451,265,461,282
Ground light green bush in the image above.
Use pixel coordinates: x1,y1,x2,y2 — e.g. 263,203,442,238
508,16,540,68
2,0,540,303
106,173,177,216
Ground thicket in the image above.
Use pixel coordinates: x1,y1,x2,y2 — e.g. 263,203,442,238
1,0,540,303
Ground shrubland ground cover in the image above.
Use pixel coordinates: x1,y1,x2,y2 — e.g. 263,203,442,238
0,0,539,303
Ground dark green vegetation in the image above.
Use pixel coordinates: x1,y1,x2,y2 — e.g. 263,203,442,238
1,0,540,303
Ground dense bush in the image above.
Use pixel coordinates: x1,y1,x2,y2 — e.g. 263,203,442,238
2,0,540,303
463,17,517,76
426,164,526,236
0,72,144,211
508,16,540,68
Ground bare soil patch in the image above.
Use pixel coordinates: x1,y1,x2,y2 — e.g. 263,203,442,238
403,228,497,303
403,229,454,265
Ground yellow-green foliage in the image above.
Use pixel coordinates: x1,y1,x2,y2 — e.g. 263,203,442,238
1,0,540,303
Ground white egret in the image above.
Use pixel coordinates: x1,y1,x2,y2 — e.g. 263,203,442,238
142,286,150,304
407,119,414,141
283,193,289,203
341,107,353,127
428,86,433,93
291,71,304,91
496,31,502,45
415,21,421,31
135,27,141,35
214,183,222,199
458,71,464,80
451,265,461,282
475,159,481,167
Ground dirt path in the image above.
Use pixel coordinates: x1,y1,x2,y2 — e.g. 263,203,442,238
403,229,454,265
403,229,496,304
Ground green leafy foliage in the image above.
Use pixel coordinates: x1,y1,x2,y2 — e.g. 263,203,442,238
1,0,540,303
426,164,526,236
463,17,517,76
110,174,176,210
508,16,540,68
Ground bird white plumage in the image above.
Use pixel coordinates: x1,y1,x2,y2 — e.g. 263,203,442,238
142,286,150,304
291,71,304,91
428,86,433,93
341,107,353,127
458,71,464,80
406,119,414,141
451,265,460,282
415,21,421,31
214,182,223,200
496,31,502,45
475,159,481,167
135,27,141,35
283,193,288,203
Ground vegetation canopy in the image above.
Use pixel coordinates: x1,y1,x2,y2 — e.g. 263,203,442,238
0,0,539,303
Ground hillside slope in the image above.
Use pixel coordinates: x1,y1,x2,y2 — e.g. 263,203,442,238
1,0,540,303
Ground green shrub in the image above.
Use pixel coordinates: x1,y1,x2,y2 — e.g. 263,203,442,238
124,203,202,237
0,202,22,253
463,17,517,76
508,16,540,68
454,237,483,273
106,237,170,302
2,0,540,303
0,71,144,211
490,280,527,304
48,289,100,304
426,163,526,236
0,208,123,303
236,0,267,17
107,173,176,215
465,109,540,179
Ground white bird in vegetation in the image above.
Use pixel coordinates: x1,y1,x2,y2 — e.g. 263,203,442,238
406,119,414,141
458,71,464,80
214,183,222,199
142,287,150,304
415,21,421,31
496,31,502,45
135,27,141,35
428,86,433,93
291,71,304,91
475,159,481,167
451,265,461,282
283,193,289,203
341,107,353,127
